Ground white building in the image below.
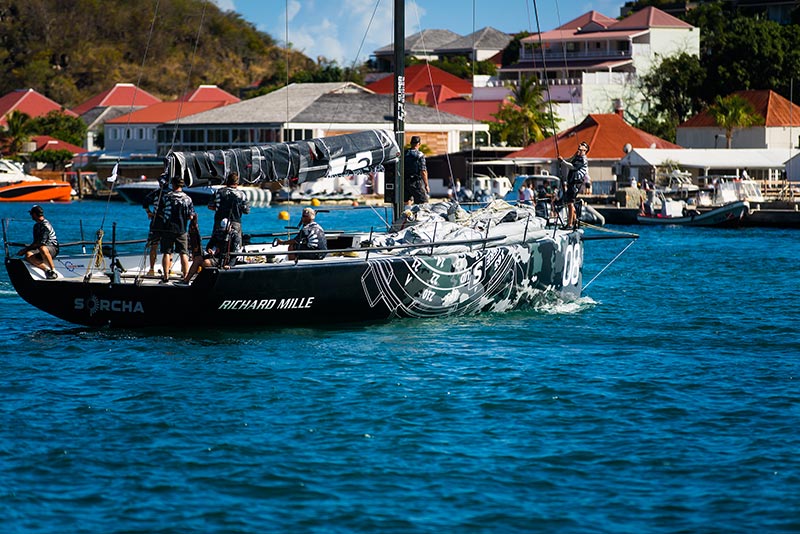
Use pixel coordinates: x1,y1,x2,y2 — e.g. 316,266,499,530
499,7,700,127
619,148,800,184
676,90,800,151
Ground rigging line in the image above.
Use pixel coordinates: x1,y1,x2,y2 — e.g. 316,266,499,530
168,1,209,153
552,0,577,128
99,0,161,231
285,0,290,140
142,1,206,278
411,2,457,204
531,0,560,161
524,0,533,34
324,0,383,137
469,0,476,192
582,238,636,290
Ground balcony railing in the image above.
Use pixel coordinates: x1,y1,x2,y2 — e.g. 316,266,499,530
519,48,632,62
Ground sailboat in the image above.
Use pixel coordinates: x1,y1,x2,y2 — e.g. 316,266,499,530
2,0,625,328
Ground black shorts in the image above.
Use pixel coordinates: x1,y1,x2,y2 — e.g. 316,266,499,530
564,183,583,204
33,244,59,259
405,180,429,204
160,232,189,254
147,229,162,247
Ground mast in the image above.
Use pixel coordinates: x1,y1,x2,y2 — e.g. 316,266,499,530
393,0,405,221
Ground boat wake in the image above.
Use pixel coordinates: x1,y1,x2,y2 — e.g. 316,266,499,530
531,294,597,315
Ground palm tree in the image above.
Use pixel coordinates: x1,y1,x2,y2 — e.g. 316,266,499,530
708,94,763,149
0,110,34,156
491,76,559,147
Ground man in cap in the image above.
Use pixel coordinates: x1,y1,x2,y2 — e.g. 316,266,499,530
159,176,195,282
18,204,59,279
277,207,327,260
404,135,429,205
558,141,590,229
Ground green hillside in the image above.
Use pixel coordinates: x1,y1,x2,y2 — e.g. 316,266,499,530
0,0,316,107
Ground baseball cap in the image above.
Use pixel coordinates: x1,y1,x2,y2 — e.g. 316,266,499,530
29,205,44,216
302,207,315,217
410,135,421,145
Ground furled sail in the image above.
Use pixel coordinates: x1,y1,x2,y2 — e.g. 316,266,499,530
165,129,399,186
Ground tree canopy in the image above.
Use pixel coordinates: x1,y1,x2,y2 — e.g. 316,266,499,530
489,76,559,146
0,0,318,106
29,111,87,147
708,94,764,148
627,0,800,140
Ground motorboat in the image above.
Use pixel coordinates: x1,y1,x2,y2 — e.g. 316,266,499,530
655,169,699,198
0,159,72,202
116,180,271,207
637,189,748,227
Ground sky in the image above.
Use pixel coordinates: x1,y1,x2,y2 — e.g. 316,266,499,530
211,0,626,65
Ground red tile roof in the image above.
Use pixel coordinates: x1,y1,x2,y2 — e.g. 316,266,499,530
30,135,86,154
610,6,693,30
523,6,693,43
555,10,618,31
437,99,506,122
679,90,800,128
507,113,681,159
179,85,240,104
0,88,77,126
71,83,162,116
409,84,462,105
105,101,229,124
367,64,473,99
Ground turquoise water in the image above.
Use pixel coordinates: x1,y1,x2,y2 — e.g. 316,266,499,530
2,200,799,533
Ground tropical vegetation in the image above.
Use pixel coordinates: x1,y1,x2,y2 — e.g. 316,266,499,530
1,0,799,152
489,76,560,146
631,0,800,141
707,94,763,148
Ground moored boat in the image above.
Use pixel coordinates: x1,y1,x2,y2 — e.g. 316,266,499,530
637,197,749,227
116,180,271,207
0,159,72,202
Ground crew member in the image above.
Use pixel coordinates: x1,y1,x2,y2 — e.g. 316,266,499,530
18,204,59,279
404,135,429,205
208,172,250,257
160,176,195,282
558,141,590,229
277,207,327,260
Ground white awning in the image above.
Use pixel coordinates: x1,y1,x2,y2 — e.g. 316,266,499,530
620,148,800,170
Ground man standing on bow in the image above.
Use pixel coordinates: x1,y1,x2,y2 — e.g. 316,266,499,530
558,141,590,229
404,135,429,205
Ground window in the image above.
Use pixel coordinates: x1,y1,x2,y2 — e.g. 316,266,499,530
208,129,230,144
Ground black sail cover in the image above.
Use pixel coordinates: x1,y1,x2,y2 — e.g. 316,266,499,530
165,129,399,186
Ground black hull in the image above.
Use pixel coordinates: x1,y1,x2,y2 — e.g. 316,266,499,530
5,234,583,328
